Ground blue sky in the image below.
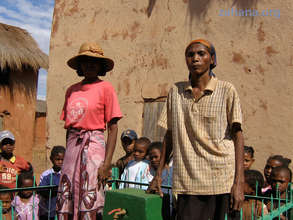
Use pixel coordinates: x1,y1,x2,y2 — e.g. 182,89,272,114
0,0,54,100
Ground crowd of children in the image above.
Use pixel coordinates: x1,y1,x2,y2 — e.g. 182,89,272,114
242,146,292,220
0,129,292,219
0,130,65,219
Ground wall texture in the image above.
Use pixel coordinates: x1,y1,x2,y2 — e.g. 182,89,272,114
0,68,37,162
47,0,293,170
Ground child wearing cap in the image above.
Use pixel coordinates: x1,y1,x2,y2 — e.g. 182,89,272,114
0,130,31,188
115,129,138,177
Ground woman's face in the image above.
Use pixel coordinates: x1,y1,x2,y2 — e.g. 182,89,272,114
79,57,103,79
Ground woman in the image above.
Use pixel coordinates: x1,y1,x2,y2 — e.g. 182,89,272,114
56,42,122,219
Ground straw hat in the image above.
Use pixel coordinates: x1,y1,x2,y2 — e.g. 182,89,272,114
67,42,114,72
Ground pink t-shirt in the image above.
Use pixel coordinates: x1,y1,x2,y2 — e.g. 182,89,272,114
61,80,122,130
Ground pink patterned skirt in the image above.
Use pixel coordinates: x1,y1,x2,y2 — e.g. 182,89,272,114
56,129,105,220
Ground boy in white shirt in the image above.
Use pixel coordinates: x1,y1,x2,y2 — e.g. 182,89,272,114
120,137,153,190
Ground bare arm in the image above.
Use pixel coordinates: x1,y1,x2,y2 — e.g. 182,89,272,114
231,122,245,211
97,118,119,189
147,129,172,196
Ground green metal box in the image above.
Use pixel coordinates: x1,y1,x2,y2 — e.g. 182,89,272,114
103,188,163,220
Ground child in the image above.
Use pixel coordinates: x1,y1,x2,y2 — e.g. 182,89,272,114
265,166,292,220
115,129,137,177
120,137,152,190
148,142,173,220
244,146,255,171
263,155,291,193
0,130,32,188
242,170,268,220
0,185,15,220
39,146,65,220
12,172,39,220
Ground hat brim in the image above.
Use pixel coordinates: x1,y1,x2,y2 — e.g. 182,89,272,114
67,52,114,72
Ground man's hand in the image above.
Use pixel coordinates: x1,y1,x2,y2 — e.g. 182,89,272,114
146,175,163,197
230,181,244,211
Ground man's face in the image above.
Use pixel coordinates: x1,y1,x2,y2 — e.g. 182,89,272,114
244,152,254,170
122,137,135,155
149,148,161,170
264,159,283,183
271,170,290,194
133,143,147,162
51,152,65,172
0,193,12,213
185,43,213,77
0,139,15,155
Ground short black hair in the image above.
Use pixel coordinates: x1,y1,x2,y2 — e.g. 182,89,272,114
244,169,264,195
244,145,254,158
17,172,35,188
50,145,65,159
271,166,292,182
267,155,291,167
135,137,151,149
147,142,163,155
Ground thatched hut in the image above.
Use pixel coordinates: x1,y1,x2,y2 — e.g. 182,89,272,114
0,23,48,164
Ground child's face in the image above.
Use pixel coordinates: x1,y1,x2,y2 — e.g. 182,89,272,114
244,152,254,171
149,148,161,170
0,139,15,155
133,143,147,162
264,159,283,183
122,137,135,155
0,193,12,213
51,153,65,171
271,170,290,194
20,179,34,199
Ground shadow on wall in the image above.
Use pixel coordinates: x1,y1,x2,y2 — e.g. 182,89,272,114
232,0,258,26
232,0,258,10
186,0,258,31
147,0,157,17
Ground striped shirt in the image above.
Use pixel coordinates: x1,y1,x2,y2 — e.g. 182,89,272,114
158,77,242,195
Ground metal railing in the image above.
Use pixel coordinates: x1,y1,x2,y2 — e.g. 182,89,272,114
0,169,292,220
0,174,58,220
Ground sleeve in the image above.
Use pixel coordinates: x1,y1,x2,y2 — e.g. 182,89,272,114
39,175,50,186
104,83,123,123
226,85,242,127
16,157,30,172
39,172,45,184
158,87,173,130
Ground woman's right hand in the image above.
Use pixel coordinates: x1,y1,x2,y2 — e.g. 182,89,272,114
97,164,111,190
146,175,163,197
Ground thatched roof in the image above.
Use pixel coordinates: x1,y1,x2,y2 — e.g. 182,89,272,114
0,23,48,72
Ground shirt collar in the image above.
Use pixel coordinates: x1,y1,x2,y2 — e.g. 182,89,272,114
10,156,16,163
184,76,217,94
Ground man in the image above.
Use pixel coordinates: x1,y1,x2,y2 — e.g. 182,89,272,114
0,130,31,188
148,39,244,220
